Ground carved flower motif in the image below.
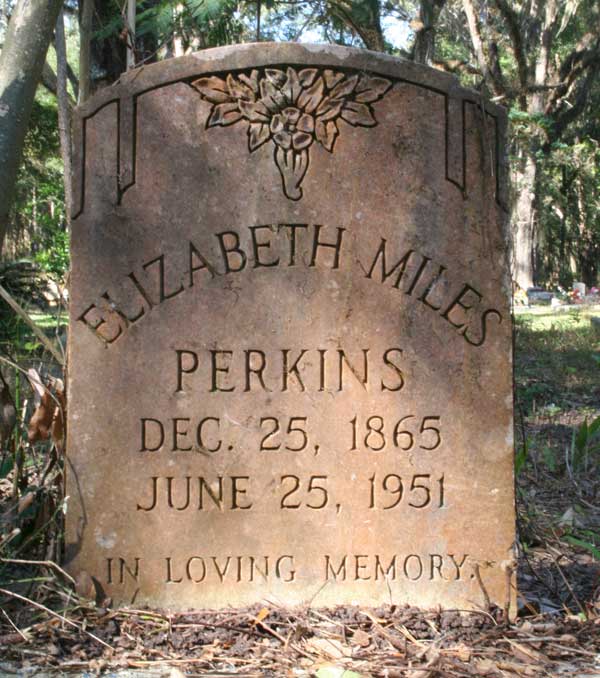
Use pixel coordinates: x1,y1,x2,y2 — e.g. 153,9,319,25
270,107,314,150
192,67,392,200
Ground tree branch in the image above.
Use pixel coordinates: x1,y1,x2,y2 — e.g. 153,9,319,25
549,48,600,141
40,62,76,107
67,61,79,100
432,58,481,76
547,36,600,116
530,0,559,113
492,0,528,94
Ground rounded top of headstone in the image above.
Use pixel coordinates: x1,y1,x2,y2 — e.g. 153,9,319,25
77,42,505,119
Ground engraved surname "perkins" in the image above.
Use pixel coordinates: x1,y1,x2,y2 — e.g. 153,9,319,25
175,346,405,394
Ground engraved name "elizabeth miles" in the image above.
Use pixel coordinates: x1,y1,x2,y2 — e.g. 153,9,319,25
77,224,502,347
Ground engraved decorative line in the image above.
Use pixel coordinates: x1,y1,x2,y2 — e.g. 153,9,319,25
71,60,509,220
191,67,392,200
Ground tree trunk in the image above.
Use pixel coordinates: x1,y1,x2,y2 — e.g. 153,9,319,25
126,0,136,70
89,1,126,92
78,0,94,103
331,0,386,52
512,147,538,290
413,0,446,65
0,0,65,254
256,0,261,42
55,8,73,226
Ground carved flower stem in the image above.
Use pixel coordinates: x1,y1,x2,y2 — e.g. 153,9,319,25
274,147,309,200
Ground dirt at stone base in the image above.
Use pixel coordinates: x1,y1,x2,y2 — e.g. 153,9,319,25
1,596,600,677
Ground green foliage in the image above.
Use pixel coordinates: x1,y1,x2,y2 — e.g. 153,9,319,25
34,228,69,279
564,533,600,561
537,135,600,288
514,311,600,417
6,85,69,279
514,438,528,475
571,415,600,470
134,0,247,49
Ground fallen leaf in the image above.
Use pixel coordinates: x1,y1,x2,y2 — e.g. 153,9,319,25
27,368,44,406
474,657,499,673
509,639,547,663
306,637,352,660
75,570,97,602
0,371,16,448
351,629,371,647
26,376,65,449
447,642,472,662
17,492,34,515
558,507,575,527
314,664,363,678
405,669,435,678
254,606,270,624
27,388,54,443
50,379,66,450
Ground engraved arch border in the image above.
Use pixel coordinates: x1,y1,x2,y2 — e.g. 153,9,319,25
71,52,507,220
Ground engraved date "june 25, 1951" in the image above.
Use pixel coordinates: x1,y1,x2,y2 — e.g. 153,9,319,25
135,473,446,512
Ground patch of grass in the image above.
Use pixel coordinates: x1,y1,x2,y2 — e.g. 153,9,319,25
514,309,600,604
515,310,600,416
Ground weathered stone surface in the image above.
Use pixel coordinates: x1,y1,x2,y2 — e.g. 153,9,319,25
66,43,515,611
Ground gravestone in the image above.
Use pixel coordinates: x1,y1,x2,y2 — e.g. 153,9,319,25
66,43,515,611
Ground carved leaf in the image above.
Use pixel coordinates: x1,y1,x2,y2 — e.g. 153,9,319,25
208,102,243,127
315,119,339,152
273,130,292,150
239,69,259,94
248,122,270,151
227,73,255,101
355,76,392,103
259,79,287,113
329,74,359,100
297,77,325,114
265,68,286,88
192,76,232,104
316,97,343,121
324,69,344,89
238,100,270,123
297,114,314,134
292,131,312,150
340,101,376,127
284,67,302,104
298,68,318,87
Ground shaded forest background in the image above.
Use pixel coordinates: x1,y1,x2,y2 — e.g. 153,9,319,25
0,0,599,292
